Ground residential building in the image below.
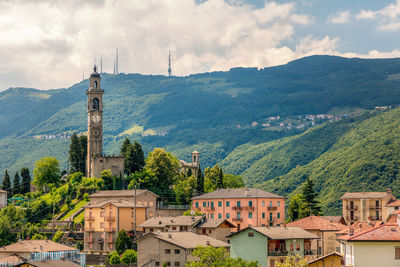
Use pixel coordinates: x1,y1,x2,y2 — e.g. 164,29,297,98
335,221,376,239
229,226,318,267
286,215,347,256
137,232,230,267
191,188,286,230
83,199,147,252
0,240,84,266
320,216,346,225
308,252,343,267
139,216,235,242
340,189,396,224
0,190,7,208
338,223,400,267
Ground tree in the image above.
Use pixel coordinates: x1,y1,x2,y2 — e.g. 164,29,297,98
183,209,202,216
52,230,63,242
33,157,60,190
204,165,224,189
20,167,31,194
121,249,137,264
124,141,145,175
223,174,244,188
196,166,204,194
1,170,11,192
109,254,121,264
302,177,322,216
0,217,15,246
12,172,21,196
145,148,180,195
120,137,131,156
287,193,309,222
101,170,113,190
115,230,133,255
69,134,87,174
174,175,196,204
275,255,308,267
186,246,257,267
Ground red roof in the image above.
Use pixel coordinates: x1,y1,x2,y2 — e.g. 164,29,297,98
386,199,400,207
339,224,400,241
286,216,347,231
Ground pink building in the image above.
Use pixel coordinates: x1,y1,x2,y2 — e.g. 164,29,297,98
191,188,286,231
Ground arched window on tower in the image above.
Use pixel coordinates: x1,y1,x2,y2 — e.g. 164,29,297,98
94,81,98,88
92,98,99,111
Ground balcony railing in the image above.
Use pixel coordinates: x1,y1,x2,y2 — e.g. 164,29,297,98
242,206,255,210
232,206,242,210
232,218,243,222
346,216,359,220
267,206,278,210
346,205,358,210
105,227,116,232
369,206,382,210
268,251,288,256
368,216,382,220
85,215,95,221
105,215,115,221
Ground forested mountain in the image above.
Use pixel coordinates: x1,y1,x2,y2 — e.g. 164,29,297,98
2,55,400,207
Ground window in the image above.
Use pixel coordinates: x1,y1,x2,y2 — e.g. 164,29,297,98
203,201,206,207
155,262,160,266
248,232,254,237
277,201,280,207
277,213,280,219
296,244,300,251
100,211,104,217
172,226,177,230
211,201,214,208
376,200,380,207
174,262,180,267
395,247,400,259
249,201,253,207
100,222,104,228
165,249,171,254
237,212,241,219
218,213,222,219
396,206,399,210
249,212,253,219
166,262,171,266
109,243,113,249
226,201,230,207
269,213,273,221
226,213,230,219
218,201,222,207
150,228,154,233
196,202,199,208
175,249,180,254
262,212,265,219
237,201,241,207
290,244,294,251
211,213,214,219
262,201,265,207
131,210,134,218
269,201,272,207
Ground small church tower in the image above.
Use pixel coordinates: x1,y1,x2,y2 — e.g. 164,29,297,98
192,150,200,167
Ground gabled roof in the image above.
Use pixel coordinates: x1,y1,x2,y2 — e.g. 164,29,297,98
286,216,347,231
196,219,236,228
386,199,400,207
84,199,146,208
138,232,230,249
89,189,159,198
340,192,390,199
191,188,285,200
336,221,375,236
139,216,203,228
338,224,400,241
0,254,27,264
229,226,318,240
320,216,346,224
308,252,343,264
0,240,77,253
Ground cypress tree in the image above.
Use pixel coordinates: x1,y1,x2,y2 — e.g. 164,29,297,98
78,135,87,174
187,168,192,177
20,167,31,194
216,165,224,189
120,137,131,156
12,172,21,195
196,166,204,194
125,141,145,175
1,170,11,193
302,176,322,216
69,133,81,173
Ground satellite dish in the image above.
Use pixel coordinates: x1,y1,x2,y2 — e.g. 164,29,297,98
190,210,195,216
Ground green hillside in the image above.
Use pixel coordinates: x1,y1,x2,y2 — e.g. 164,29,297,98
2,55,400,179
221,109,400,214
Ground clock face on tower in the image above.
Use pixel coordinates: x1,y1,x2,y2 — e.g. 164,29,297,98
92,114,101,124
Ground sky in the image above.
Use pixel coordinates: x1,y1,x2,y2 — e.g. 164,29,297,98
0,0,400,91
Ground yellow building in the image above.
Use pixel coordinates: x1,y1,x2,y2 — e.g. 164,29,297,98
340,190,396,224
84,199,147,252
308,252,343,267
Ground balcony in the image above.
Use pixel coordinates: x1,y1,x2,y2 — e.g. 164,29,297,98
369,206,381,210
232,206,242,210
105,215,115,221
267,206,277,210
268,251,288,256
242,206,255,210
346,216,359,221
105,227,116,232
232,218,243,222
203,207,215,211
85,215,95,221
368,216,382,221
346,205,358,210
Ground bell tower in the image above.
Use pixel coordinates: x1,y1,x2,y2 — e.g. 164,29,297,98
86,65,104,177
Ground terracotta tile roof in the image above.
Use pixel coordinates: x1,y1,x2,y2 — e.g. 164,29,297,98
340,192,390,199
308,252,343,264
286,216,347,231
0,254,27,264
149,232,230,249
229,226,318,240
89,189,159,198
320,216,345,224
197,219,236,228
336,221,375,236
139,216,203,228
386,199,400,207
33,260,81,267
339,224,400,241
85,199,146,208
179,160,197,168
192,188,285,200
0,240,78,253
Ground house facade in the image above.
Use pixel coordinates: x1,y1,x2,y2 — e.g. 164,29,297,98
0,190,7,208
191,188,286,230
229,226,318,267
340,190,396,224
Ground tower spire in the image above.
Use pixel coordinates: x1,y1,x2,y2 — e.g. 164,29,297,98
168,51,172,77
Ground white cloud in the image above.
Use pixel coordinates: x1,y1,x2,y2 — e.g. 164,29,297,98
356,10,376,20
327,10,351,24
355,0,400,32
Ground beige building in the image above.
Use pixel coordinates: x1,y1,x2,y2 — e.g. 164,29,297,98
179,151,200,177
340,190,396,224
0,189,7,208
286,216,347,256
139,216,235,242
137,232,230,267
83,199,147,252
308,252,343,267
85,66,124,178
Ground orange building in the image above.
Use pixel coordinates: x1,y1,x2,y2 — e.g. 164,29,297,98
191,188,285,230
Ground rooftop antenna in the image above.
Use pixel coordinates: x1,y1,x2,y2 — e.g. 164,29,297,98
168,50,172,77
116,48,119,74
113,59,116,75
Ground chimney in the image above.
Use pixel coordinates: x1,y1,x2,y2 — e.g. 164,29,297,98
386,188,392,194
